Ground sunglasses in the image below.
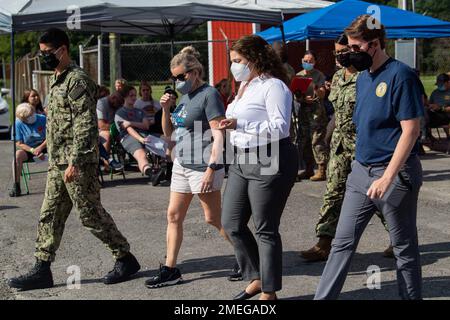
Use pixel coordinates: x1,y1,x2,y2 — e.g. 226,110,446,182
38,47,61,56
170,70,192,82
333,49,350,57
347,41,374,52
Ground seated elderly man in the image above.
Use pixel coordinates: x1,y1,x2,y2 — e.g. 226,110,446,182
9,103,47,197
97,92,124,171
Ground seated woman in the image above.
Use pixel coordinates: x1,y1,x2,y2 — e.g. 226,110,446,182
115,85,153,177
9,103,47,197
134,80,161,126
21,89,45,115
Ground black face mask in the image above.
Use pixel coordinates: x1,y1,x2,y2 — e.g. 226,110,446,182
348,51,373,72
41,52,60,70
336,53,351,68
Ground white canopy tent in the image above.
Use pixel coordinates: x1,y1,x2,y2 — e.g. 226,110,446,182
0,0,288,181
0,0,336,181
0,0,285,35
255,0,332,14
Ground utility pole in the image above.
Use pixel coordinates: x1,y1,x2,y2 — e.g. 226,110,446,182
109,33,122,92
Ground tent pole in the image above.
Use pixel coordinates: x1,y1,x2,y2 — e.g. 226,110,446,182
280,23,286,45
11,30,17,184
170,24,175,89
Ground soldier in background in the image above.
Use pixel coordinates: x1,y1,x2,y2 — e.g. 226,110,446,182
300,34,390,262
272,41,296,83
296,50,329,181
8,28,140,291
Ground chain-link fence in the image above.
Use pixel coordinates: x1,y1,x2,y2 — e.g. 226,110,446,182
81,40,228,88
79,37,449,97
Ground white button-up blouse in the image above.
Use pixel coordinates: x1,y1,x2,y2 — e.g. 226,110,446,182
225,75,292,149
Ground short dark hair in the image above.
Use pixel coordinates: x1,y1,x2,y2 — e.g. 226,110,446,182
304,50,317,61
39,28,70,50
119,85,136,98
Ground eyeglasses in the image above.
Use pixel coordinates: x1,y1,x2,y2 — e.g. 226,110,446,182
170,70,192,82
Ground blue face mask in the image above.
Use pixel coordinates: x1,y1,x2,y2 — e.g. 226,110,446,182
438,84,446,92
25,113,37,125
175,79,193,95
302,62,314,71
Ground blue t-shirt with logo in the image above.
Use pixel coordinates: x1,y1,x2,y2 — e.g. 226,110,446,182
171,84,224,171
13,114,47,148
353,58,424,165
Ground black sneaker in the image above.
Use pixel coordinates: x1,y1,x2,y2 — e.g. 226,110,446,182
9,182,21,197
145,265,182,288
8,259,53,291
103,252,141,285
109,159,124,171
227,263,243,281
159,180,171,187
151,168,165,186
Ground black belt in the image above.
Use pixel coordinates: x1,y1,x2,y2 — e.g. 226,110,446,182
234,137,291,154
359,161,390,168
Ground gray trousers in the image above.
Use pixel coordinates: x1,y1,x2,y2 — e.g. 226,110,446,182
222,142,298,292
315,156,423,300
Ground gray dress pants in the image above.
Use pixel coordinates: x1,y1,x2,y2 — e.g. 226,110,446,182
222,141,298,292
315,156,423,300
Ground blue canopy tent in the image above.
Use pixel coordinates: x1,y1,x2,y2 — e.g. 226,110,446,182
258,0,450,42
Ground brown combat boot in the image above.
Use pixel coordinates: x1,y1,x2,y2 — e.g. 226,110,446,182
300,236,332,262
310,164,327,181
297,164,315,180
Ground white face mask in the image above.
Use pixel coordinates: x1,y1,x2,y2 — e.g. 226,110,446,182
25,113,36,125
230,62,251,82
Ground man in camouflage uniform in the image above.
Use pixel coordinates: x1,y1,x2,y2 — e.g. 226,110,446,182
300,36,391,262
8,29,140,291
296,51,329,181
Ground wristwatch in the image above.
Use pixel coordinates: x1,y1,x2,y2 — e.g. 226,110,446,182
208,163,224,171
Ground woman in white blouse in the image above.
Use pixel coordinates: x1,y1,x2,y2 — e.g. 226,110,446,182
218,35,299,300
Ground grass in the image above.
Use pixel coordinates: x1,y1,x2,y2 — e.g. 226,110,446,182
420,75,437,98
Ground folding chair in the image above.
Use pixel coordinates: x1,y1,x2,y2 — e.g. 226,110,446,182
108,122,126,180
21,160,48,195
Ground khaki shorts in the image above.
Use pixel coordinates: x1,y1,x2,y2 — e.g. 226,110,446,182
170,158,225,194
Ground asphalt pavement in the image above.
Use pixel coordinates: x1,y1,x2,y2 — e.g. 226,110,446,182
0,138,449,300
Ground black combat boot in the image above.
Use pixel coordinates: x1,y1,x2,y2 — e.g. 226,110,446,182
103,252,141,284
8,259,53,291
9,182,21,197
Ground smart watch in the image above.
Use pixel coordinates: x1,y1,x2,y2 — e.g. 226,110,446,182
208,163,224,171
